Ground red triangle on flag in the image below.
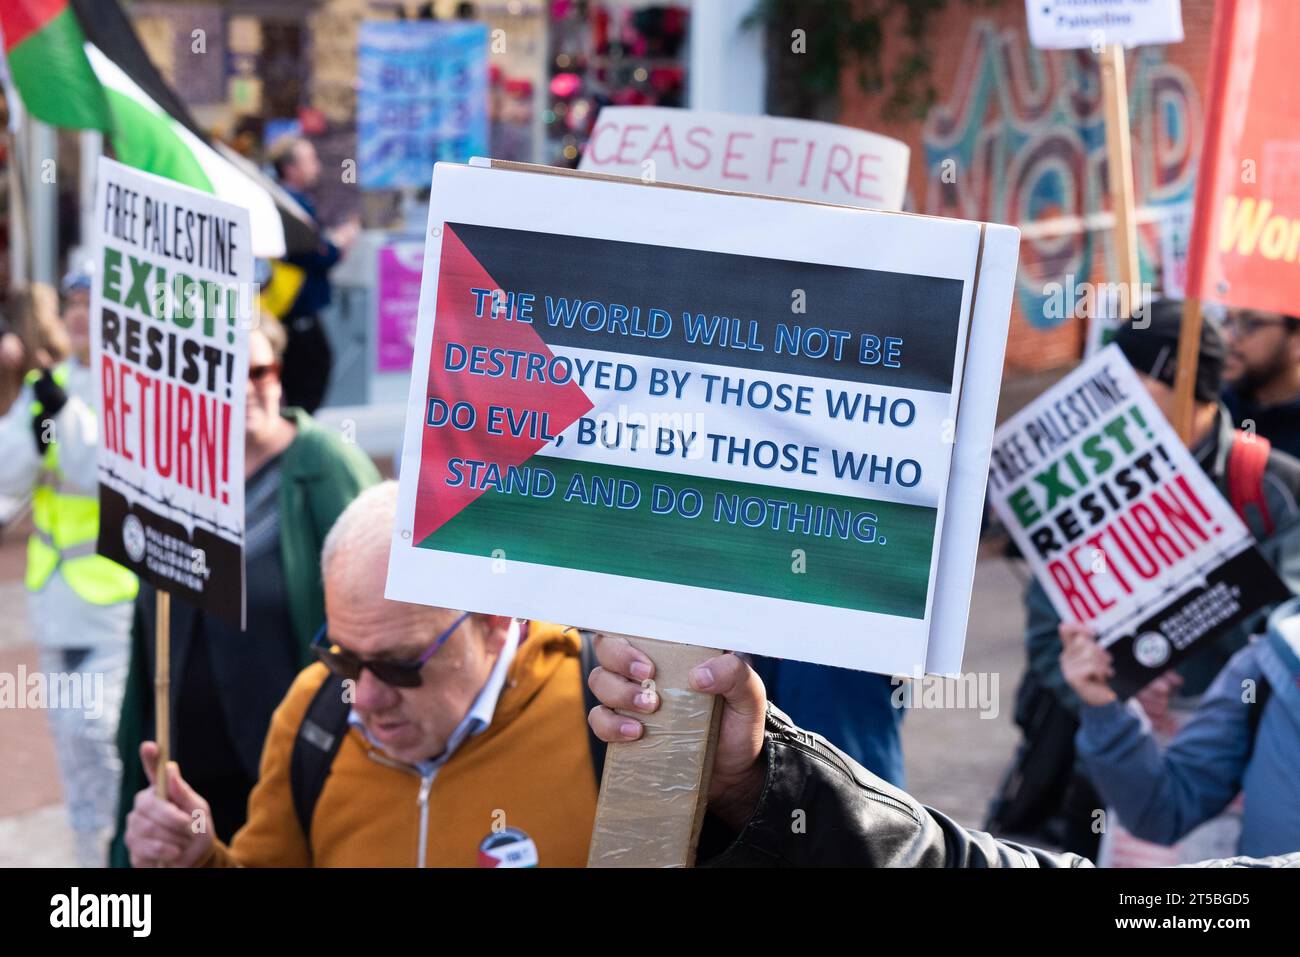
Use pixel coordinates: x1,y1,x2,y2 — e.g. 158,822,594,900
412,225,593,544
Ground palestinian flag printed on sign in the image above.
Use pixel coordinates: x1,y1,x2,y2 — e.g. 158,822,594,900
0,0,313,257
414,223,967,619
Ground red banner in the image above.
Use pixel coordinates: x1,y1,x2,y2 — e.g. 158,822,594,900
1186,0,1300,316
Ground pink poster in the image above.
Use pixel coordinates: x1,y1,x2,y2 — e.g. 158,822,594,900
377,243,425,372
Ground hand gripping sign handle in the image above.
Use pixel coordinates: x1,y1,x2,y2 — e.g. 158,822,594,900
586,635,724,868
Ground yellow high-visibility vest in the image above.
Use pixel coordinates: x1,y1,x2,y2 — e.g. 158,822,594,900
24,365,138,605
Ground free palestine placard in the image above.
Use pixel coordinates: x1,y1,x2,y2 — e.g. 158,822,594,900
90,158,250,626
988,346,1287,696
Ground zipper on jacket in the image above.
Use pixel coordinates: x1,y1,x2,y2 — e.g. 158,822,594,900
362,747,436,867
416,773,433,869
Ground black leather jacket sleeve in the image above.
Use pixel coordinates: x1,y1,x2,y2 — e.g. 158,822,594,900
699,705,1092,868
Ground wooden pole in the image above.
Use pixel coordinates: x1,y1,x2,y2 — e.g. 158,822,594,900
154,589,171,800
587,636,723,868
1102,47,1202,445
1172,297,1204,443
1100,43,1142,321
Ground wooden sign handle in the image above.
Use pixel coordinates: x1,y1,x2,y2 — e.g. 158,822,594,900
587,636,723,868
154,589,171,800
1172,297,1205,444
1101,43,1142,319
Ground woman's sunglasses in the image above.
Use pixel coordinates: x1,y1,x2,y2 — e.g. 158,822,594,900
311,612,470,688
249,362,281,383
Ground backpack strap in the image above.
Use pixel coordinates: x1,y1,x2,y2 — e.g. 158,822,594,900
1228,431,1275,537
289,673,351,843
578,630,607,787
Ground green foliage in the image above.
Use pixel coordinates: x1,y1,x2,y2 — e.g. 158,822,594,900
746,0,1003,120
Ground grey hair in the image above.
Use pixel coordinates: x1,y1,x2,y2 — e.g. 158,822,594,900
321,479,399,580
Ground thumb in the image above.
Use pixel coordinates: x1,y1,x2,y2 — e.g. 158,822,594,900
139,741,161,787
689,654,765,718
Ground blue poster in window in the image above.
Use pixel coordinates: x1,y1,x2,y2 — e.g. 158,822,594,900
358,21,489,190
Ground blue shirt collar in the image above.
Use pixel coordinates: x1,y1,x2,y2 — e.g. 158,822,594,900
348,620,521,777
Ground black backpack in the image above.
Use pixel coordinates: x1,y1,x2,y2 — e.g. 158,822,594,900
288,630,606,842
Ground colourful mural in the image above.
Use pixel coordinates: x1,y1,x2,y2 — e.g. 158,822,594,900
922,20,1201,328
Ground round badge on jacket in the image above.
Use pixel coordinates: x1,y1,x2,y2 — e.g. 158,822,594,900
477,827,539,868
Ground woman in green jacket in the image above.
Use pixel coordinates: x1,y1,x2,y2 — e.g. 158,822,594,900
111,324,378,865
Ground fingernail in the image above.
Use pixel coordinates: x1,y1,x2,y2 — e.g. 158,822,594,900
690,665,714,690
619,721,641,738
630,660,651,680
636,690,657,710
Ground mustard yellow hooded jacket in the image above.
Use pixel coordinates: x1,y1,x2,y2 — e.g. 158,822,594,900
201,622,598,867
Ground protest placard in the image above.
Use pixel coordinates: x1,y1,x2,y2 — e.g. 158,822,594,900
1026,0,1184,50
578,108,909,212
987,345,1288,697
386,160,1018,678
90,158,250,627
1184,0,1300,318
357,20,489,190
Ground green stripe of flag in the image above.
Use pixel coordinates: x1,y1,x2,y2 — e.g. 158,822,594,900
418,455,936,618
101,85,212,191
4,5,109,130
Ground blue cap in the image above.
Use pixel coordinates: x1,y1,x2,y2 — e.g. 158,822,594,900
60,268,92,295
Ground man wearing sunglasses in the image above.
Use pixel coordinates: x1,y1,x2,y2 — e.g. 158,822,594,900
1220,307,1300,460
122,481,600,867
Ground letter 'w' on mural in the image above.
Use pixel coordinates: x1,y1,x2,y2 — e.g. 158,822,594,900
986,345,1288,699
386,157,1019,864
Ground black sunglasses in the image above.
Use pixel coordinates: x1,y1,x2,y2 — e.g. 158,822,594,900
311,612,470,688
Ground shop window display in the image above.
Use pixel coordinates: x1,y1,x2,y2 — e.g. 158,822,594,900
546,1,689,167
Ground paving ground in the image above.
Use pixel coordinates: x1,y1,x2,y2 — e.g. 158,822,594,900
0,525,1038,868
902,551,1031,821
0,518,78,867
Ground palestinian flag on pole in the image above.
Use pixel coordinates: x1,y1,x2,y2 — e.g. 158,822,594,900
0,0,315,257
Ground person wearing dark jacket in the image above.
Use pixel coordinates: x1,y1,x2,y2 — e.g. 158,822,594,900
997,300,1300,856
270,136,359,412
110,324,379,866
587,634,1087,866
1219,308,1300,460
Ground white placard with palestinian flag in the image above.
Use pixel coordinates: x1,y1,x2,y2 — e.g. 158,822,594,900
987,345,1287,696
91,158,250,627
386,160,1020,677
578,107,910,212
